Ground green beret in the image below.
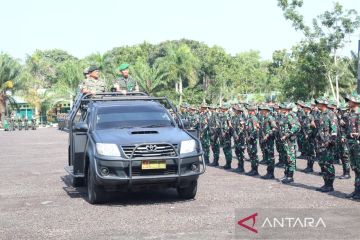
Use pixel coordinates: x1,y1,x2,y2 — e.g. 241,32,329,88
118,63,130,71
88,65,100,73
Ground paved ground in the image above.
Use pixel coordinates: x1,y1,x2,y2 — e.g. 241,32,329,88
0,128,359,240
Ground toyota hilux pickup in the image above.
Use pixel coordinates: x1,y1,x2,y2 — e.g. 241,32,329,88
65,92,205,204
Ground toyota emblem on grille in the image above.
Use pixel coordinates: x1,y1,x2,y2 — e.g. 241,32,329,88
146,144,157,152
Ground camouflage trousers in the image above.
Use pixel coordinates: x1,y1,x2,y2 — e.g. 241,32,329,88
276,139,286,164
297,133,306,155
283,140,296,174
201,138,210,163
305,138,316,167
259,137,266,161
317,147,335,181
234,138,246,168
210,135,220,162
247,139,258,168
348,141,360,188
263,138,275,171
222,139,233,164
338,140,350,173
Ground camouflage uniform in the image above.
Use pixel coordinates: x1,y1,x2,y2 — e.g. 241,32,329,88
296,105,307,157
232,107,247,172
199,109,211,164
337,105,351,179
219,109,233,169
79,77,106,93
245,106,260,176
259,106,277,179
345,93,360,199
278,104,300,183
115,76,138,92
301,103,317,173
209,109,221,166
273,108,286,168
315,98,338,192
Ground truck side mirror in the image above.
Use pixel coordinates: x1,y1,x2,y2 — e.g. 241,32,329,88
73,122,88,132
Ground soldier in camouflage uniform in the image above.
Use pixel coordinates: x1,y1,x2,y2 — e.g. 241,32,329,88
337,103,351,179
296,101,307,158
327,101,341,165
113,63,139,93
314,97,338,193
232,105,247,173
301,102,317,173
273,104,286,168
278,103,300,184
209,106,221,167
258,111,267,164
219,105,234,169
344,93,360,199
259,105,277,179
199,106,211,164
79,65,106,94
245,105,260,176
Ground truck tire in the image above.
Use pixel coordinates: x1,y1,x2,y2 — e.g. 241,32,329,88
177,180,197,200
87,165,105,204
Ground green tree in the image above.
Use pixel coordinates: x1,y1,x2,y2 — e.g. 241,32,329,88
156,43,199,105
0,53,21,121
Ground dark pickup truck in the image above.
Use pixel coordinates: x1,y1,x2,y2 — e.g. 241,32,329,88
65,92,205,204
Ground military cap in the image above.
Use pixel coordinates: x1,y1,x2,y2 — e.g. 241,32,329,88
302,102,312,109
88,65,100,73
83,67,89,75
279,102,293,110
220,103,231,110
258,105,271,111
315,97,328,105
296,100,304,106
327,100,338,109
344,92,360,104
118,63,130,71
273,104,279,109
246,105,257,111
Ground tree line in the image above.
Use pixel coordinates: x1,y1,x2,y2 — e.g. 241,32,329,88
0,1,359,120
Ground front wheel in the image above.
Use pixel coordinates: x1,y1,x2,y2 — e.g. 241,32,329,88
177,180,197,200
87,165,106,204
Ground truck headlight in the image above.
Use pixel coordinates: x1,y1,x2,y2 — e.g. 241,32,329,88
180,140,196,154
96,143,120,157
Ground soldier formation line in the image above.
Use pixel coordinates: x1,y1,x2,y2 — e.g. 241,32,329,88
180,94,360,200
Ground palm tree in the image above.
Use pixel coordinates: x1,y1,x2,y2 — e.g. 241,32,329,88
156,44,199,105
132,58,167,96
0,53,21,121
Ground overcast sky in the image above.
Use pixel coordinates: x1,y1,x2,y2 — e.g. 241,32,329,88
1,0,359,61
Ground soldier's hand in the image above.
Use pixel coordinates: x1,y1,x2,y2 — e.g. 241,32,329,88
350,133,359,139
280,136,287,141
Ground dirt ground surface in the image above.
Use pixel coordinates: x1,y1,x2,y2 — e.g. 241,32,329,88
0,128,359,240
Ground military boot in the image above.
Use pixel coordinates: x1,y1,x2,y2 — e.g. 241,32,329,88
245,166,259,176
351,185,360,200
303,160,314,173
315,180,327,192
204,158,210,165
339,169,351,179
318,179,334,193
233,163,244,173
222,162,232,170
281,172,294,184
209,160,219,167
261,168,274,179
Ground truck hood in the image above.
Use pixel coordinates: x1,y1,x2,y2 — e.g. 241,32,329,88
92,127,192,145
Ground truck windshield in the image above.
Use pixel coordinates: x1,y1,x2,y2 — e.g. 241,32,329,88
96,104,173,130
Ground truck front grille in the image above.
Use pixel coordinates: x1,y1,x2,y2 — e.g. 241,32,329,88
121,144,178,158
